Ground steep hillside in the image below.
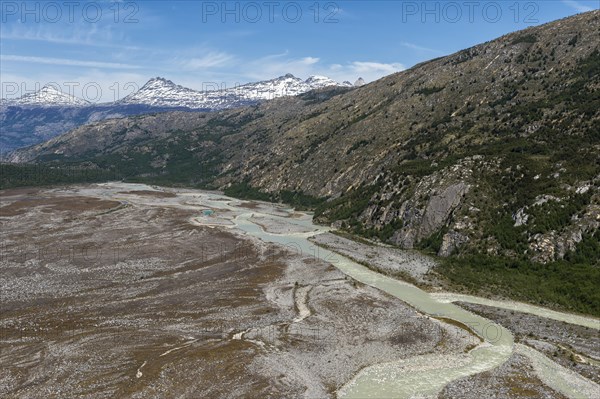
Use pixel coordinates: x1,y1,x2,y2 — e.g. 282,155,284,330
8,11,600,270
0,104,206,154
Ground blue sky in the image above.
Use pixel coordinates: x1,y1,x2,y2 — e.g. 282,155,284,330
1,0,598,102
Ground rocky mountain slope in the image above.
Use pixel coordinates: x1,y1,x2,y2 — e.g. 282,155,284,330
0,103,199,154
0,74,353,154
8,11,600,266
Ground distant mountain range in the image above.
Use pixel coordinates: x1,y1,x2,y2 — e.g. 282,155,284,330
0,74,357,153
118,74,354,108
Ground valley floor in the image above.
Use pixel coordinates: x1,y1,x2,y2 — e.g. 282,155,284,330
0,184,469,398
0,183,598,398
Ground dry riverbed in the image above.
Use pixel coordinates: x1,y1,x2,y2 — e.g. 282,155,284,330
310,232,437,285
312,232,599,398
439,353,568,399
0,184,473,398
456,302,600,386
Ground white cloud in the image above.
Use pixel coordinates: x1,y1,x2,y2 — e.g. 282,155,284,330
238,52,404,84
319,61,406,83
348,61,405,76
242,53,323,80
299,57,320,65
1,55,140,69
0,22,139,50
561,0,595,12
181,52,235,70
400,42,443,54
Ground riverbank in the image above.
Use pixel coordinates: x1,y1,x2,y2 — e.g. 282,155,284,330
316,228,600,319
456,302,600,385
308,231,599,398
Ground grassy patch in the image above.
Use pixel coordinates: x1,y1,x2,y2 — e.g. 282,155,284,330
511,34,537,45
223,181,271,202
0,163,120,189
314,182,381,222
437,239,600,317
224,182,326,210
417,227,448,254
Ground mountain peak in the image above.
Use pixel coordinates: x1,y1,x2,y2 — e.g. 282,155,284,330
3,85,90,107
354,77,366,87
305,75,330,83
118,73,352,108
119,77,197,107
40,84,63,92
144,77,177,87
149,76,170,82
304,75,348,89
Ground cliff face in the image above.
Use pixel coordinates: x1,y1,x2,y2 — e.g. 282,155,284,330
8,11,600,262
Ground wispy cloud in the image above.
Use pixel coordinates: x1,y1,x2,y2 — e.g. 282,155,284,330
346,61,405,76
1,55,140,69
239,52,403,84
180,51,235,70
325,61,405,83
0,23,141,50
400,42,443,54
561,0,595,12
243,53,322,80
298,57,320,65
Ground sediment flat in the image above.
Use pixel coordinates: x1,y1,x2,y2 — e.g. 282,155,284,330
0,184,472,398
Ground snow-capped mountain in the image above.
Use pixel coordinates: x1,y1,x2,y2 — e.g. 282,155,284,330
1,74,357,154
117,77,209,108
2,74,354,110
2,85,91,107
118,74,354,109
235,74,354,100
354,77,366,87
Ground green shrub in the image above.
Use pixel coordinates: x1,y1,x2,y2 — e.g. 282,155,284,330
512,34,537,45
414,86,445,96
438,251,600,316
